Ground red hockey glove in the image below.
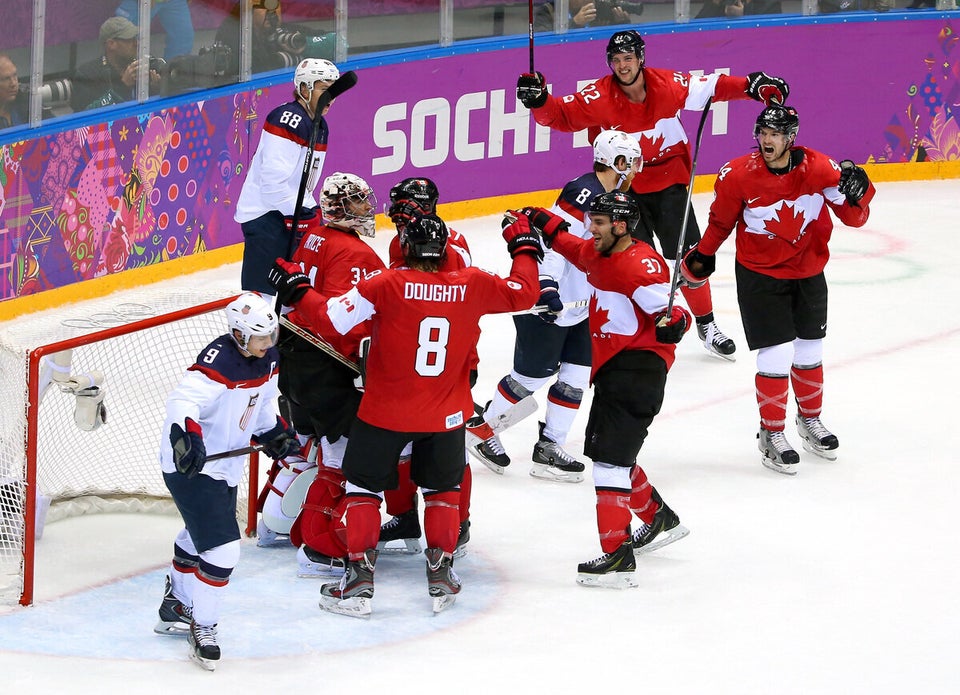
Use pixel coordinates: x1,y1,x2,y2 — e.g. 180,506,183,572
679,247,716,289
519,206,569,246
837,160,869,206
253,416,300,461
517,71,548,109
387,198,428,231
745,72,790,105
502,213,544,261
283,208,319,234
170,418,205,479
268,259,312,306
653,306,689,345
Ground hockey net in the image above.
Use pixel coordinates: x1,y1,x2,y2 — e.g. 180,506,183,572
0,288,262,606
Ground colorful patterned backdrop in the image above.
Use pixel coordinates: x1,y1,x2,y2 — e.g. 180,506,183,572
1,17,958,304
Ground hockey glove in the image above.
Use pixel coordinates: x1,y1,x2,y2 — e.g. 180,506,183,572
502,213,544,261
679,247,716,289
535,276,564,323
283,208,318,235
268,259,312,306
170,418,206,479
837,160,869,206
653,306,689,345
519,206,569,246
387,198,428,230
745,72,790,105
517,72,548,109
254,416,300,461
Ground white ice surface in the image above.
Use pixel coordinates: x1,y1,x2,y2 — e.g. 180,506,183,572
2,181,957,694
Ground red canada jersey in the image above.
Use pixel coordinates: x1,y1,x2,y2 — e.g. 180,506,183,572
550,233,688,379
294,257,539,432
387,227,472,270
284,221,386,361
697,147,875,279
533,69,751,194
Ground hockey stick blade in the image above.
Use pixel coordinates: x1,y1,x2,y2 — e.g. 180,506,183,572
325,70,358,101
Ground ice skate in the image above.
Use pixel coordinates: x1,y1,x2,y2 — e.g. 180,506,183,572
187,621,220,671
256,518,291,548
425,547,461,613
576,539,638,589
154,574,192,636
297,545,346,578
530,422,585,483
319,549,376,619
453,519,470,559
465,416,510,474
758,427,800,475
697,319,736,362
376,507,422,554
796,415,839,460
632,493,690,555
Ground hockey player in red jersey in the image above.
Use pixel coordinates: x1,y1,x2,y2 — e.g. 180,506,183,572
377,178,476,557
268,210,541,616
516,29,790,361
518,193,691,589
259,172,385,578
680,104,875,475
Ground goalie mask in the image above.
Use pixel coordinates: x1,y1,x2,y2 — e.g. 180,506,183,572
320,172,377,237
401,211,448,261
294,58,339,102
226,292,279,353
593,130,643,174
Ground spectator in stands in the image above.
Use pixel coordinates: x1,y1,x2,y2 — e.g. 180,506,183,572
215,0,336,76
0,54,29,130
534,1,639,32
115,0,196,61
70,17,164,112
695,0,781,18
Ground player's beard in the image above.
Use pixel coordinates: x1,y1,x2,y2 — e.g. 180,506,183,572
612,66,642,88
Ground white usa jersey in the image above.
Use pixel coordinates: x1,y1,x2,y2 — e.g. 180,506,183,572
159,335,281,486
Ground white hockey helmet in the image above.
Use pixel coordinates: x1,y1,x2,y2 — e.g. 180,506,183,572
319,172,377,238
593,130,643,173
226,292,279,352
294,58,339,99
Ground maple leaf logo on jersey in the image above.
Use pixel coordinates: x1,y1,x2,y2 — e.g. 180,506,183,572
590,297,614,339
763,202,807,245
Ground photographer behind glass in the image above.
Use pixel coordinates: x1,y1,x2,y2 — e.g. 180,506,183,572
534,0,644,32
695,0,782,19
214,0,336,76
70,17,165,112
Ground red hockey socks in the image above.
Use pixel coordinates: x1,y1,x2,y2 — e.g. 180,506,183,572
628,465,657,525
344,494,381,561
680,279,713,319
423,490,460,554
595,488,631,554
791,364,824,418
384,455,417,516
459,464,472,525
756,373,789,431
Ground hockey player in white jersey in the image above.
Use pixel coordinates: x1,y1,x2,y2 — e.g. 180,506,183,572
235,58,340,294
154,293,300,671
467,130,642,483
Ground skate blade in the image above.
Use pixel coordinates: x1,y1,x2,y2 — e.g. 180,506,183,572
761,457,798,476
297,566,346,579
189,651,218,671
467,447,506,474
256,535,292,548
153,621,190,636
575,572,639,589
529,464,584,484
800,440,838,461
376,538,422,554
432,594,457,614
634,524,691,555
453,545,468,560
319,595,372,619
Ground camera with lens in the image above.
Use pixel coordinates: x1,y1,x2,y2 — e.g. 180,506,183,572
36,79,73,107
147,56,169,76
593,0,645,25
167,42,234,91
265,27,307,54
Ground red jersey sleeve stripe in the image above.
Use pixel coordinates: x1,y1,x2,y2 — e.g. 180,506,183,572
557,198,587,222
188,364,275,389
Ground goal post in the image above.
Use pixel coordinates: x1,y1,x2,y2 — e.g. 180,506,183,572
0,291,263,606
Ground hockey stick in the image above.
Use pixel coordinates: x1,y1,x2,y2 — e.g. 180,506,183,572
283,70,360,262
660,98,712,326
513,299,588,316
206,444,264,463
279,315,361,374
527,0,535,72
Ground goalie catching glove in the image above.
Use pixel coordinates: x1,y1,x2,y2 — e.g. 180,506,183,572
501,213,544,261
253,416,300,461
268,259,312,306
517,71,548,109
171,418,206,479
679,247,716,289
653,306,690,345
745,72,789,105
837,160,869,206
